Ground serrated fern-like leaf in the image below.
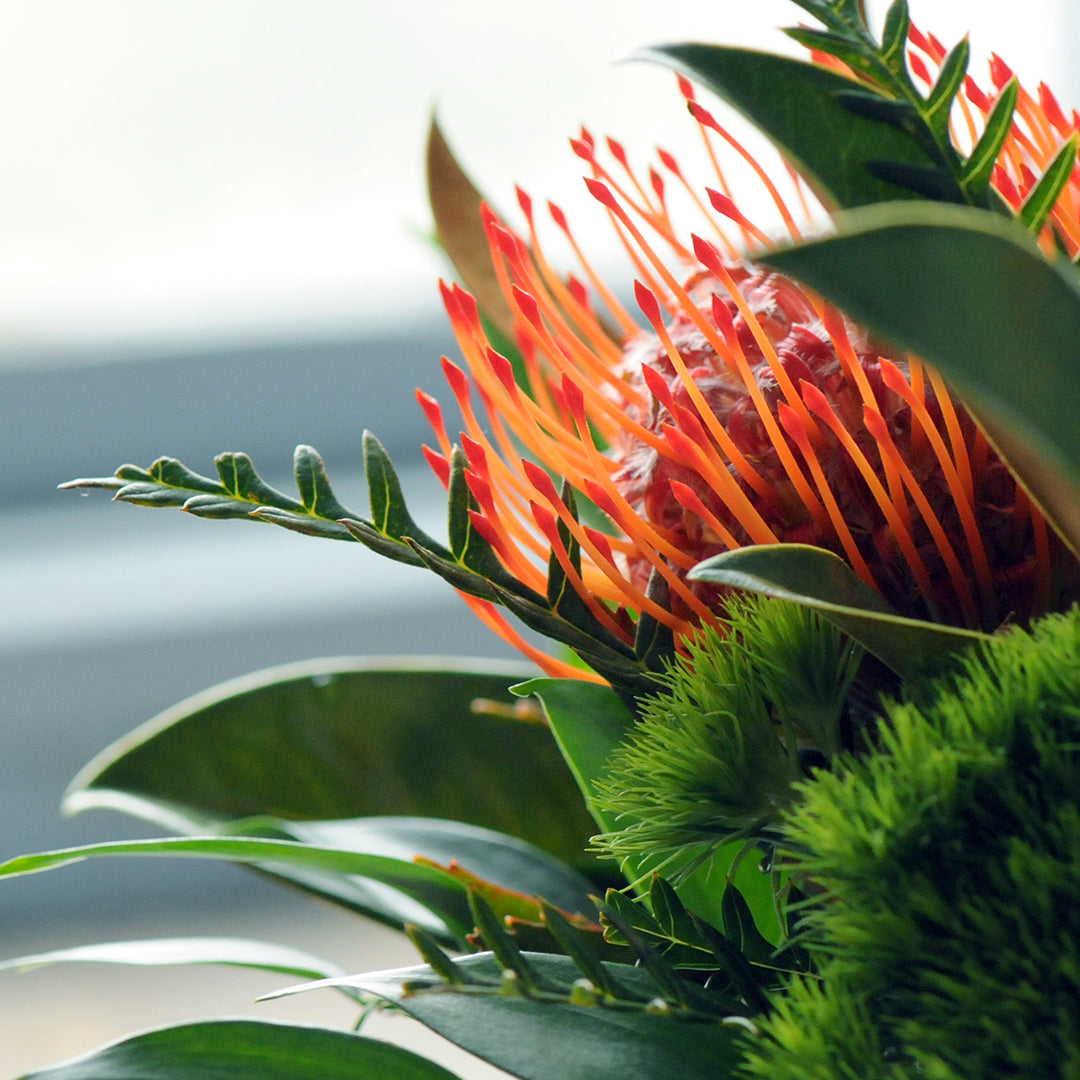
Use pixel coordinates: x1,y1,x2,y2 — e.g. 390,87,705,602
63,447,360,541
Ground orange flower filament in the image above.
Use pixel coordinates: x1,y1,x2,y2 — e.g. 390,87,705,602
422,43,1080,678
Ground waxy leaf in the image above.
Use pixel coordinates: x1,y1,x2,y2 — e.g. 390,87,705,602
269,953,750,1080
634,44,938,211
0,937,346,985
17,1020,461,1080
690,544,987,679
0,835,477,943
765,202,1080,554
64,658,596,867
519,679,779,940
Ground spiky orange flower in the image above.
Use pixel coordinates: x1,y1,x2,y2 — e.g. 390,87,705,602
420,48,1080,680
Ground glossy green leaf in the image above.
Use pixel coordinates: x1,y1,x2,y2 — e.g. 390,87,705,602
0,937,346,984
269,954,750,1080
634,44,938,211
690,544,986,679
515,678,634,831
262,816,599,920
0,835,477,942
64,658,596,866
17,1020,460,1080
1019,133,1079,234
765,201,1080,553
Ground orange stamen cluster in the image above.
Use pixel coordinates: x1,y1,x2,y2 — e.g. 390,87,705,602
421,37,1080,678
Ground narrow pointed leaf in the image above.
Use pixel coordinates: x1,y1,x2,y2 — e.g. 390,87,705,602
272,954,750,1080
17,1020,462,1080
1020,133,1079,234
427,117,517,344
635,44,937,211
924,37,969,137
962,78,1017,199
0,834,479,944
361,431,452,560
293,445,351,520
880,0,910,69
690,544,987,678
766,201,1080,552
446,447,509,581
0,937,345,984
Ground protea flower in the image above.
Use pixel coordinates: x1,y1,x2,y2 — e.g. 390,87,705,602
421,43,1080,681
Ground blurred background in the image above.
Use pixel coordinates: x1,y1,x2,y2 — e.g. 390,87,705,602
1,0,1072,1073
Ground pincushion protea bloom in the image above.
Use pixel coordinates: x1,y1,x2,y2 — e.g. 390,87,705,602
421,50,1080,681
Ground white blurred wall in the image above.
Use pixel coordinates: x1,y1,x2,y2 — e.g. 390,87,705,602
0,0,1068,358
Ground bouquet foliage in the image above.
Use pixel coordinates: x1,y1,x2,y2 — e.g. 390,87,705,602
6,2,1080,1077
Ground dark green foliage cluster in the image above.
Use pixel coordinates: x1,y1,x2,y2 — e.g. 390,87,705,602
743,605,1080,1079
593,597,863,867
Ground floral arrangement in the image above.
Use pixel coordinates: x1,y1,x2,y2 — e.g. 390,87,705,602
5,1,1080,1077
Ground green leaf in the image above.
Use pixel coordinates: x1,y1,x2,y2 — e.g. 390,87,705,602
0,937,347,985
633,44,938,211
62,446,359,542
515,678,635,832
765,201,1080,554
879,0,910,70
269,954,750,1080
962,78,1018,200
0,835,477,943
924,36,969,139
354,431,452,565
267,816,599,921
1020,133,1079,234
64,658,597,869
689,544,986,679
17,1020,461,1080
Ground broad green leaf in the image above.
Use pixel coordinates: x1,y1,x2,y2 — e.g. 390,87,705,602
515,678,634,831
0,937,346,984
634,44,938,211
765,202,1080,554
690,544,987,679
64,658,597,868
0,836,476,943
17,1020,460,1080
268,953,750,1080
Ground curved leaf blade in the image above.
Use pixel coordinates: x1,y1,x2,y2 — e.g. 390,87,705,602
17,1020,461,1080
634,44,939,211
765,201,1080,553
269,954,749,1080
63,658,597,867
0,835,476,941
689,544,987,678
0,937,345,984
